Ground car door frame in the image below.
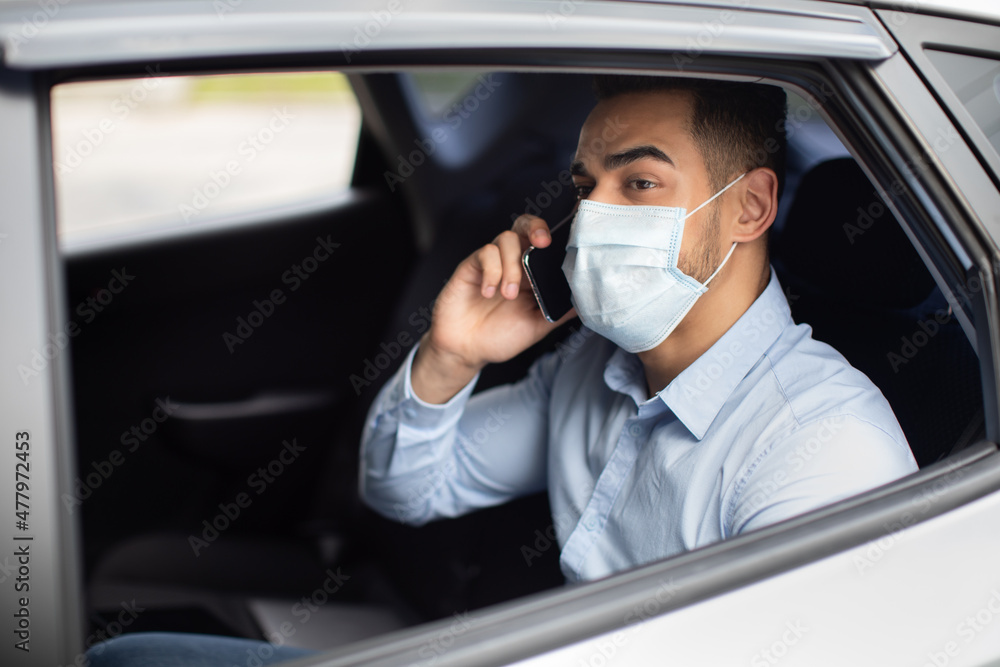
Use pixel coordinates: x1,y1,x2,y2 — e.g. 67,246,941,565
0,66,85,667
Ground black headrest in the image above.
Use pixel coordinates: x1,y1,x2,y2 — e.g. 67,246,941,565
774,158,935,309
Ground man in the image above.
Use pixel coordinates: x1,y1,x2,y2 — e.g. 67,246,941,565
84,75,918,665
360,75,918,583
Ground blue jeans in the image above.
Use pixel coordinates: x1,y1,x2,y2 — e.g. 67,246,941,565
85,632,319,666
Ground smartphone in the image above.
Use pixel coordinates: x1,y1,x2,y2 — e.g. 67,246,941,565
522,210,575,322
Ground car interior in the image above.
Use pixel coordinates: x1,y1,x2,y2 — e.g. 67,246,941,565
60,67,985,651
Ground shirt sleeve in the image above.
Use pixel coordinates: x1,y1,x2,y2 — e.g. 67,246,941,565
727,414,919,536
359,342,561,525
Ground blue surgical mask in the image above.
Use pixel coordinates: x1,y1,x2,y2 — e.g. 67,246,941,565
562,173,745,353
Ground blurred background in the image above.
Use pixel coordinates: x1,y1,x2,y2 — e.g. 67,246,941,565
51,71,362,244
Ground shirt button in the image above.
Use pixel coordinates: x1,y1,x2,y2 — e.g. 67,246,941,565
629,424,643,436
585,516,598,531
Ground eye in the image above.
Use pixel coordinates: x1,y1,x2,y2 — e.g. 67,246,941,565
575,184,593,199
627,178,656,191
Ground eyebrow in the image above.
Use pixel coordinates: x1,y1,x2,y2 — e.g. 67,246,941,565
605,144,674,171
569,144,674,176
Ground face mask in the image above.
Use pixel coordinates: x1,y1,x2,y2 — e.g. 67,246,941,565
561,173,745,353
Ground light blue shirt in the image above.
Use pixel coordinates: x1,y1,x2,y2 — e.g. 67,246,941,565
359,269,918,583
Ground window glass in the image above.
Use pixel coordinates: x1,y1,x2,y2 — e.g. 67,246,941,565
51,72,361,243
925,49,1000,155
406,70,492,119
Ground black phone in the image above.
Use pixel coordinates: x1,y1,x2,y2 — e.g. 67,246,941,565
522,210,575,322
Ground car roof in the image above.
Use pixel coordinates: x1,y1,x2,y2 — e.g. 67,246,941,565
0,0,996,22
1,0,995,73
0,0,900,70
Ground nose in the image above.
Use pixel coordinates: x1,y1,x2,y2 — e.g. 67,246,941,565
581,181,629,207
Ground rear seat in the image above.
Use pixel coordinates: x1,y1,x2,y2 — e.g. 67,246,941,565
772,157,983,466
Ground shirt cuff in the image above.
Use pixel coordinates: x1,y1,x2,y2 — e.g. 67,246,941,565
391,341,482,431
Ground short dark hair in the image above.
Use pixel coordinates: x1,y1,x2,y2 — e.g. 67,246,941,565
592,76,787,199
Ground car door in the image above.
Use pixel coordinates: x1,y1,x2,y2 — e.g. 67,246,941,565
5,2,1000,667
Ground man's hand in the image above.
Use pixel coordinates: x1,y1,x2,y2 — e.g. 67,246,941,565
411,214,577,404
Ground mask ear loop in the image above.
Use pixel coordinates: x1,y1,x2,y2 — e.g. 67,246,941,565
683,172,747,287
683,172,747,220
703,242,737,287
549,208,578,235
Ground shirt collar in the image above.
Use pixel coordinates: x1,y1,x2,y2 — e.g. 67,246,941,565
603,267,792,437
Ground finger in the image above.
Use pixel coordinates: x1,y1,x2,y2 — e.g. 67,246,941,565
553,306,578,327
512,214,551,249
474,243,503,299
529,303,579,338
492,230,524,299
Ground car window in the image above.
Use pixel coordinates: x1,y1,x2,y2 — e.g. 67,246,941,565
50,71,361,244
43,66,992,667
923,49,1000,158
405,70,493,120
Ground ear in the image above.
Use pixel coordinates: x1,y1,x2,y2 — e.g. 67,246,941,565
731,168,778,243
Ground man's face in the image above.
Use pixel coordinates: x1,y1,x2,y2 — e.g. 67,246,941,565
570,90,724,283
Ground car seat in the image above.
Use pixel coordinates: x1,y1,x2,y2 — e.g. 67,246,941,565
772,157,983,467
